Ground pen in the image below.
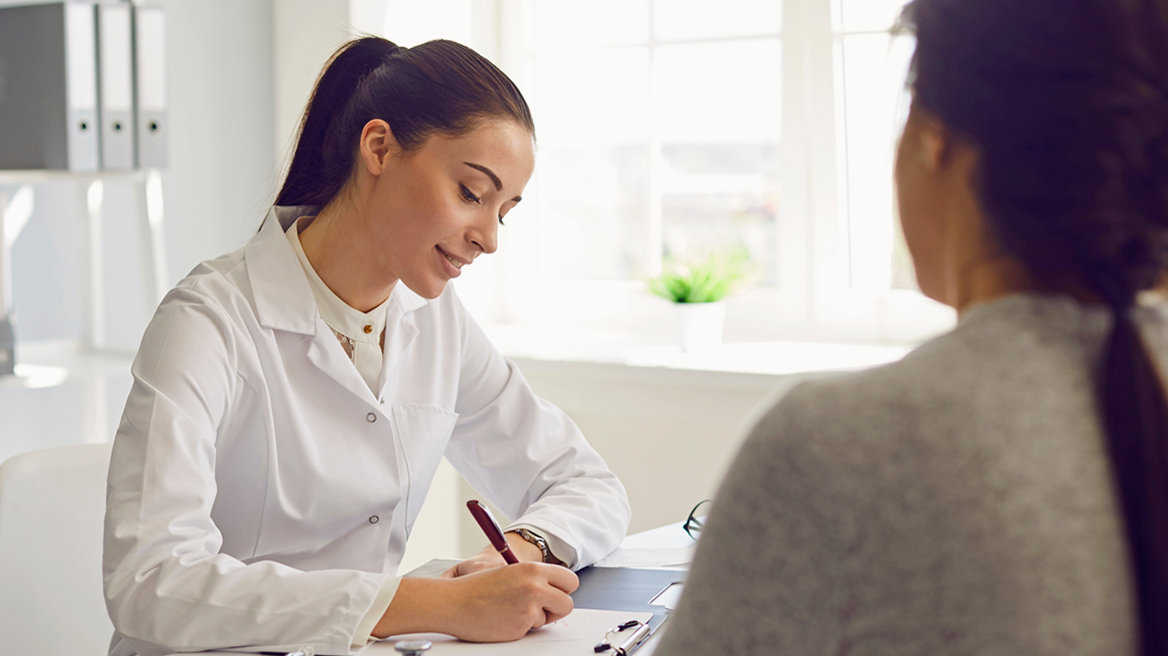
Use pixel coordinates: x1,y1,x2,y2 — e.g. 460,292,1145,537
467,499,519,565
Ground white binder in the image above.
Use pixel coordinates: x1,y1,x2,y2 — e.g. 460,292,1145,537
97,2,135,170
65,2,101,172
133,4,168,169
0,1,100,171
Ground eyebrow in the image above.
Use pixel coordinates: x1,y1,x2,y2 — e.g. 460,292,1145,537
464,162,523,203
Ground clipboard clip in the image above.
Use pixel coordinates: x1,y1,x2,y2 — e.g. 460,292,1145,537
594,620,652,655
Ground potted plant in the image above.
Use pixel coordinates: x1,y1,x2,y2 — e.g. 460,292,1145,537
647,248,752,351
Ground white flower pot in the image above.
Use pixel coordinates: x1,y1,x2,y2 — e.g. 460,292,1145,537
676,301,727,352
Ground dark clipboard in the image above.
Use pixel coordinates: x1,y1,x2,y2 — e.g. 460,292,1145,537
570,566,685,630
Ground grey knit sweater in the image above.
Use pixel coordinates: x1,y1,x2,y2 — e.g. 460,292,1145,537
655,294,1164,656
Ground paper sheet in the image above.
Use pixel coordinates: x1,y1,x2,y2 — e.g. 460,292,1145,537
592,545,695,568
369,609,654,655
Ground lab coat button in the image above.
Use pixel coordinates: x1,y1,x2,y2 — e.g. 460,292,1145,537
364,324,373,334
366,412,377,423
369,515,379,524
379,398,385,405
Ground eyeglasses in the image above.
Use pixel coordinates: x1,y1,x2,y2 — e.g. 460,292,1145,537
683,499,711,540
594,620,648,654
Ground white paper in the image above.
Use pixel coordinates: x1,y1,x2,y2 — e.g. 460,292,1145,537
592,545,695,568
370,609,654,655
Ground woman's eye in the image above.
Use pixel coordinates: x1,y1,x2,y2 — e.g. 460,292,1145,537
459,184,481,204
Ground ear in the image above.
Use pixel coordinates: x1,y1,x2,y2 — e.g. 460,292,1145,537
358,119,401,175
910,105,959,172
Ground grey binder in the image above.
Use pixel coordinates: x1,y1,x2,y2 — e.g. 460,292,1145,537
132,4,167,169
0,1,100,171
97,2,134,170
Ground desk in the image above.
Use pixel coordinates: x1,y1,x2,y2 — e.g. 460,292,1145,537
376,524,692,655
164,523,695,656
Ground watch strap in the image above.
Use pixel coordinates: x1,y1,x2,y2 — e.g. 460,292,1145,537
509,527,561,565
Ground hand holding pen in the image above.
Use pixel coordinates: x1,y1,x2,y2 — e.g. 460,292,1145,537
380,499,578,642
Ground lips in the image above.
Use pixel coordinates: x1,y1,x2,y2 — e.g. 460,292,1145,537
436,245,470,277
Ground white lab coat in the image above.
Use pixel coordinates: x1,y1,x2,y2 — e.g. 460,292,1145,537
103,206,631,656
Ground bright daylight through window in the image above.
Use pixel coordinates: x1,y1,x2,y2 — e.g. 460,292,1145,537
386,0,955,344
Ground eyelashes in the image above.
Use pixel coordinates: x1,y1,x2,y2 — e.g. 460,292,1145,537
460,183,506,225
459,183,481,204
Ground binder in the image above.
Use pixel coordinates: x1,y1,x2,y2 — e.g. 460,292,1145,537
97,2,135,170
0,2,100,171
133,4,168,169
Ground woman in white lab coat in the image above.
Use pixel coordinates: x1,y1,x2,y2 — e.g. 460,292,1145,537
103,37,630,656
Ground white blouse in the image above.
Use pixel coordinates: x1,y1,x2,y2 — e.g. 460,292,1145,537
286,216,388,395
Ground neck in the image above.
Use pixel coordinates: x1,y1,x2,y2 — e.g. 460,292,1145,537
949,255,1105,315
298,199,397,313
949,254,1034,315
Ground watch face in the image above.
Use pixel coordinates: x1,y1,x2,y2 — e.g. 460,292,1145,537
393,640,432,654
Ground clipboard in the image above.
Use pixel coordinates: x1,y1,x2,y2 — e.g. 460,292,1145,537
571,566,685,630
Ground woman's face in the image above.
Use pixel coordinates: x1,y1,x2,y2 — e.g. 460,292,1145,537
364,120,536,299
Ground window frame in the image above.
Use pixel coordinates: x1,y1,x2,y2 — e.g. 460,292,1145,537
470,0,955,345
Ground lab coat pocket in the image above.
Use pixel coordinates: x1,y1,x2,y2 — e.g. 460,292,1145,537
390,404,459,536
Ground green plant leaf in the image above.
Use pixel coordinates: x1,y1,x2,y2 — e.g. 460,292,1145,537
647,247,754,303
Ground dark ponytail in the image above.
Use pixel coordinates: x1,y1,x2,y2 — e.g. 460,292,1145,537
900,0,1168,652
275,36,534,209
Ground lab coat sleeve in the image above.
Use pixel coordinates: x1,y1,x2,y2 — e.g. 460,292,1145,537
445,305,631,568
103,285,391,656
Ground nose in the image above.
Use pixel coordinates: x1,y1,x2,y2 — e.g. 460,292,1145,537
469,214,498,255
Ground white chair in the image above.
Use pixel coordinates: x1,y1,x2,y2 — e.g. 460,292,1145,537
0,442,114,655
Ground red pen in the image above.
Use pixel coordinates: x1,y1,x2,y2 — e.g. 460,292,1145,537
467,499,519,565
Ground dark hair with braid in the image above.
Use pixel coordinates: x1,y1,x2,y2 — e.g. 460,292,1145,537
275,36,534,209
899,0,1168,652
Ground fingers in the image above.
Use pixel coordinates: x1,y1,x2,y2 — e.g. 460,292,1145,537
541,588,575,625
541,563,580,594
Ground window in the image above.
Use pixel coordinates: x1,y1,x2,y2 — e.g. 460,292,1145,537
389,0,956,343
506,0,783,283
833,0,917,291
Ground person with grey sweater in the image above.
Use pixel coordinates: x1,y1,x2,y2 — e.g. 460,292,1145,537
654,0,1168,654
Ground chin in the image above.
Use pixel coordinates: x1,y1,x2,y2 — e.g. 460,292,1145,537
406,278,448,300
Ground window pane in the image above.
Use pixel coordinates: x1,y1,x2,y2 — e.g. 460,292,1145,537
653,0,782,41
531,48,651,279
656,40,781,282
837,0,911,32
837,33,914,290
383,0,472,46
531,0,650,48
655,40,781,144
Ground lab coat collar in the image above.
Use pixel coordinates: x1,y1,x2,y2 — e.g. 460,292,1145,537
246,205,320,335
245,205,430,335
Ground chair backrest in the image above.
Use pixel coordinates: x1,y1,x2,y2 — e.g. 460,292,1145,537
0,442,113,655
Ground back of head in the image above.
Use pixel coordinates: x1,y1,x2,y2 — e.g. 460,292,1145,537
275,36,534,209
899,1,1168,652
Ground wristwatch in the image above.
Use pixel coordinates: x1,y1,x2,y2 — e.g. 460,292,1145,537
508,528,563,565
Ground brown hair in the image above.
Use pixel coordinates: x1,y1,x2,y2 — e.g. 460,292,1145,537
275,37,534,209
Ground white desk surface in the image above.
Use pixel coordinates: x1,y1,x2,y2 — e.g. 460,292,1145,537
163,524,694,656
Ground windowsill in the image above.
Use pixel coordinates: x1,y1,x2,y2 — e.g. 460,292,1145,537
483,323,913,381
